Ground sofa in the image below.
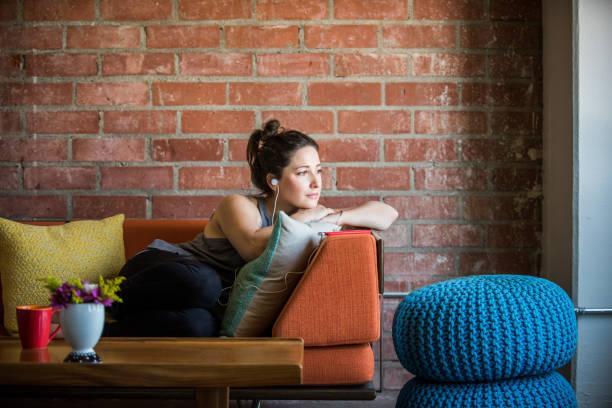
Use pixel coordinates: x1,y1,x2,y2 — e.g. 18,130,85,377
0,218,383,399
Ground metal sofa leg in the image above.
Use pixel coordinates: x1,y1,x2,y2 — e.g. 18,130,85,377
251,399,262,408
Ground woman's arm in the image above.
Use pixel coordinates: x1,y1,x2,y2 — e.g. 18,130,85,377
212,195,274,261
319,201,398,231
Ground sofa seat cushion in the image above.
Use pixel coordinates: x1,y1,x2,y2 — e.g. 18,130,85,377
303,343,374,385
273,234,380,346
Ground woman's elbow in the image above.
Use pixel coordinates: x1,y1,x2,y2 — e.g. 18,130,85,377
378,206,399,230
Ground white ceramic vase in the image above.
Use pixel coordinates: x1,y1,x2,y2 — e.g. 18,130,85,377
60,303,104,363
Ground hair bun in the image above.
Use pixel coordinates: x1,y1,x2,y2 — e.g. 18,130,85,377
262,119,281,139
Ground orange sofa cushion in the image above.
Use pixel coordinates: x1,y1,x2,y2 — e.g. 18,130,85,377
272,234,380,346
122,219,207,259
303,343,374,385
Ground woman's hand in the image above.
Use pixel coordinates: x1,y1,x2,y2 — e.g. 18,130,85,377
290,205,335,223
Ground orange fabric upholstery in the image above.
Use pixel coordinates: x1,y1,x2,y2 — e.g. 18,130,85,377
122,219,207,259
302,343,374,385
272,234,380,346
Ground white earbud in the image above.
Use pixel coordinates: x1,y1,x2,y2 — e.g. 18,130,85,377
271,178,278,186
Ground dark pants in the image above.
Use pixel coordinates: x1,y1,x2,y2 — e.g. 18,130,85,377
105,249,223,337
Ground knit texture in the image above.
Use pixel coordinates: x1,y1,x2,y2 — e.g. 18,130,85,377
393,275,577,382
396,371,577,408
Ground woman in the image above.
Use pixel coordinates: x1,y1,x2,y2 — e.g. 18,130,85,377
106,119,398,337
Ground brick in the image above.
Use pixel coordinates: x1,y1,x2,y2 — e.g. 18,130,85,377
338,111,410,134
179,167,251,189
229,82,301,106
487,224,540,248
261,111,333,134
27,112,99,134
153,139,223,161
180,53,251,75
100,0,172,20
103,53,174,75
462,83,540,107
67,26,140,49
0,196,66,219
414,0,484,20
73,196,146,218
413,53,486,77
182,111,255,133
385,139,457,162
378,224,410,247
461,138,542,162
0,54,22,76
384,195,459,219
146,26,220,48
318,138,379,162
335,53,407,77
334,0,407,19
0,138,67,161
383,25,455,48
415,111,486,135
382,298,401,331
408,274,453,290
386,83,458,106
73,138,145,161
464,195,540,221
459,252,534,275
491,112,541,136
179,0,251,20
461,24,541,49
308,82,381,106
491,167,541,191
413,224,483,247
257,53,329,77
24,0,95,21
26,54,98,76
152,195,222,218
228,139,247,162
0,27,62,50
226,26,299,48
0,167,19,190
0,83,72,105
0,0,17,21
24,167,96,190
489,54,541,79
257,0,327,20
305,25,377,48
0,112,21,133
414,167,487,191
336,167,410,190
384,252,455,275
101,166,173,189
77,83,148,106
490,0,542,21
104,111,176,134
153,82,225,105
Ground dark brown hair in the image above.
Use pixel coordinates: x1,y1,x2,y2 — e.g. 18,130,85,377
246,119,318,194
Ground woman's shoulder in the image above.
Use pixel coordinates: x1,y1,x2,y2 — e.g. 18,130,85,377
216,194,261,218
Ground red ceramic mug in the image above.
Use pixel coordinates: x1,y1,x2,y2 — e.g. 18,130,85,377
16,305,61,349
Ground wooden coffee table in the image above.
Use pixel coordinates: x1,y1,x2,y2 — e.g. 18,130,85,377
0,337,303,408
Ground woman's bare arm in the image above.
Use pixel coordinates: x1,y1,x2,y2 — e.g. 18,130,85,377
319,201,398,231
212,195,274,261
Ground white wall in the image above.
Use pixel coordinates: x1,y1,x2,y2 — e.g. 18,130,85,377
575,0,612,406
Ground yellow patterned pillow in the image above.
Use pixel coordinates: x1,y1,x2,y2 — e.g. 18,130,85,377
0,214,125,333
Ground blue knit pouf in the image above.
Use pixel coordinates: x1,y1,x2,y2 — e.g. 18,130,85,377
392,275,577,382
395,371,577,408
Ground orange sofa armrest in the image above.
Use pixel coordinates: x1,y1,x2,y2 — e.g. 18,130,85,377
272,233,380,347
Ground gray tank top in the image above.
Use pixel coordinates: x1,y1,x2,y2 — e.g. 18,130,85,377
147,196,273,283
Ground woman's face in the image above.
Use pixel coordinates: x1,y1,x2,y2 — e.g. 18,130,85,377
276,146,322,211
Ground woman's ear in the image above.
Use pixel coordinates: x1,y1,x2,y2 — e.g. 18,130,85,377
266,174,279,190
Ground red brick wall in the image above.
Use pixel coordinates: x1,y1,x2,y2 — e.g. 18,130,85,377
0,0,542,389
